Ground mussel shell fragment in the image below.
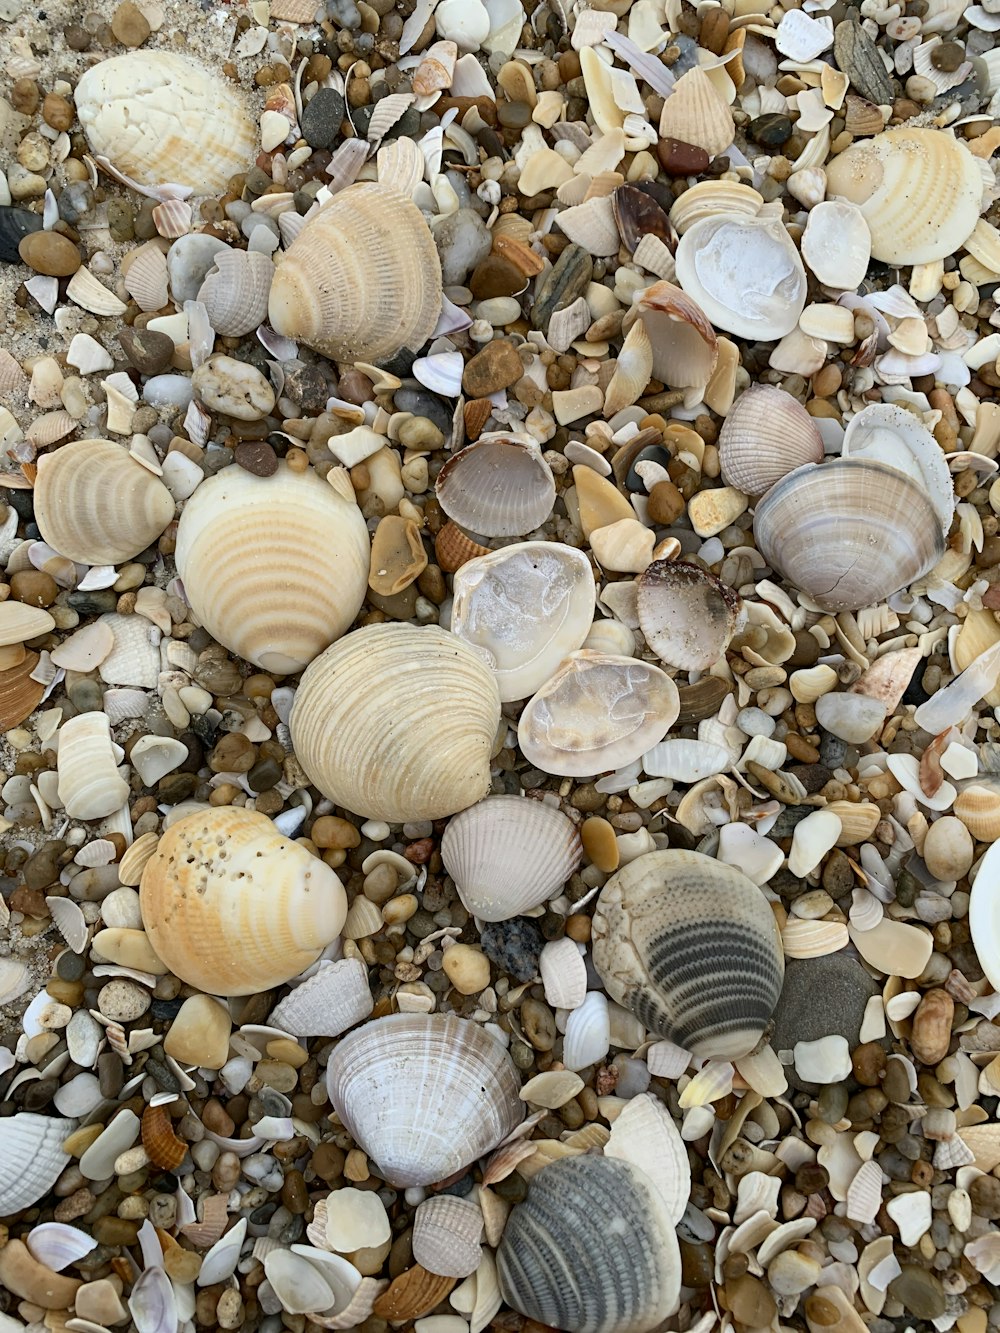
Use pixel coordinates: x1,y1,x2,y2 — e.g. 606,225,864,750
0,206,43,264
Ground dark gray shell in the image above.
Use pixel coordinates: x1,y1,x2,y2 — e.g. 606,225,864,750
497,1155,681,1333
0,207,43,264
591,848,784,1059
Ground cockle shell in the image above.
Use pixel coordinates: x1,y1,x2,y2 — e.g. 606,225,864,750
290,623,501,822
825,127,982,265
658,66,735,158
668,180,764,235
842,401,955,536
441,795,583,922
268,183,442,362
636,560,742,670
197,248,273,337
0,1114,73,1214
450,541,595,701
175,462,369,673
497,1155,681,1333
122,242,169,312
592,849,784,1059
75,53,257,195
56,712,130,821
753,458,946,613
604,1091,691,1224
719,384,824,496
563,991,611,1071
139,807,348,995
436,436,556,539
626,281,718,388
268,957,374,1038
412,1196,483,1279
325,1013,523,1187
34,439,175,565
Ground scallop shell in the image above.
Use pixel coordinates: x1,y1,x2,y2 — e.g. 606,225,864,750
842,401,955,536
539,936,588,1010
56,712,130,821
412,1196,483,1279
658,66,735,158
441,795,583,922
139,807,348,995
290,623,501,823
637,560,742,671
325,1013,524,1187
800,200,872,290
268,957,374,1038
0,1114,73,1214
497,1155,681,1333
719,384,824,496
122,242,169,313
197,248,273,338
75,52,257,194
141,1103,188,1170
625,281,718,388
34,440,175,565
668,180,764,235
592,849,784,1059
435,436,556,539
824,127,982,265
450,541,595,701
175,462,369,673
517,649,679,778
268,183,442,362
752,458,946,613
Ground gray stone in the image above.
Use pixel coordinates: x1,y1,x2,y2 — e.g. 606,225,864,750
770,953,881,1092
434,207,493,286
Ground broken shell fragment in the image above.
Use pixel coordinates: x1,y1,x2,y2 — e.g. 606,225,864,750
56,712,130,821
269,957,373,1039
970,837,1000,992
719,384,824,496
800,200,872,290
435,436,556,539
658,67,735,159
637,560,742,671
627,281,718,388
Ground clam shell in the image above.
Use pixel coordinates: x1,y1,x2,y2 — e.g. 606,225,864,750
290,624,501,823
56,712,130,821
626,280,718,388
197,248,273,338
971,836,1000,992
800,200,872,290
139,807,348,995
268,957,374,1037
668,180,763,235
0,956,32,1005
718,384,824,496
0,602,55,647
265,1249,339,1316
436,436,556,539
842,401,955,536
175,462,369,673
441,795,582,922
26,1223,98,1272
752,458,946,613
34,440,175,565
412,1196,483,1279
0,1114,73,1214
325,1013,524,1187
636,560,742,671
517,650,679,778
955,785,1000,843
268,183,442,362
658,66,734,158
604,1091,690,1224
592,849,784,1059
563,991,611,1071
450,541,595,701
497,1155,681,1333
75,52,257,194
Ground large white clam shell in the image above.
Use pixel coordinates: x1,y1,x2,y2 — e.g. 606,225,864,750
842,402,955,537
325,1013,524,1187
56,712,130,821
970,836,1000,993
268,957,373,1038
0,1114,73,1214
436,435,556,539
718,383,824,496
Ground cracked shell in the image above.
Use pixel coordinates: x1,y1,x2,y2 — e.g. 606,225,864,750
637,560,742,671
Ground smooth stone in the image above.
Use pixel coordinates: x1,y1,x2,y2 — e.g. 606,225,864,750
469,253,525,300
76,1279,128,1326
301,87,346,149
479,916,546,982
532,243,592,333
749,113,792,145
54,1071,104,1117
93,927,169,974
656,136,710,176
392,387,453,437
79,1109,141,1180
234,438,278,476
110,0,150,44
461,338,524,396
770,954,881,1092
434,207,493,286
18,229,81,276
164,993,232,1069
97,978,151,1023
119,326,175,375
814,691,887,744
192,354,275,420
166,233,229,304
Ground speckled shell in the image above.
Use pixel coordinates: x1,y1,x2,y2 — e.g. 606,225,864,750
637,560,742,671
592,849,784,1060
0,1115,74,1215
497,1155,681,1333
268,183,442,362
290,624,501,823
34,440,175,566
325,1013,524,1187
74,52,257,195
56,712,130,821
139,807,347,996
718,384,824,496
175,463,370,673
197,248,273,338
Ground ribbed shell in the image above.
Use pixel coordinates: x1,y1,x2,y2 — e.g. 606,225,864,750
325,1013,524,1187
197,248,273,338
591,849,784,1060
441,795,583,922
718,384,824,496
0,1114,73,1214
34,440,175,565
411,1195,484,1278
268,183,442,362
74,52,257,195
435,437,556,539
290,624,501,822
56,712,130,821
268,957,374,1038
175,463,370,673
139,807,347,996
497,1155,681,1333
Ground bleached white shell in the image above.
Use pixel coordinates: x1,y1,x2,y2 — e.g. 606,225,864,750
412,1195,484,1278
800,200,872,290
0,1114,74,1213
970,836,1000,993
46,895,89,953
197,248,274,338
604,1091,690,1225
842,401,955,536
562,991,611,1071
436,435,556,539
26,1223,98,1271
268,957,373,1038
56,712,130,821
539,937,587,1010
264,1249,338,1316
0,956,32,1005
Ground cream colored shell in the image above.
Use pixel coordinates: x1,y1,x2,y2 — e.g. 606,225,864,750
268,183,442,363
34,439,175,566
175,463,370,673
0,1115,75,1215
56,712,130,821
197,248,273,338
719,384,824,496
139,807,347,996
290,623,501,822
74,53,257,195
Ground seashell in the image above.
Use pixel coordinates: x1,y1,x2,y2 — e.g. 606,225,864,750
26,410,77,449
268,957,374,1037
412,1196,483,1279
637,560,742,670
625,281,717,388
290,624,501,823
0,956,32,1005
75,53,257,194
718,384,824,496
34,440,174,565
435,521,490,573
592,849,784,1059
556,196,621,257
603,319,653,417
26,1223,98,1272
780,919,850,959
436,436,555,539
971,836,1000,992
612,185,674,255
642,737,731,781
497,1155,681,1333
152,198,193,238
450,542,595,701
264,1249,339,1316
604,1091,690,1224
66,266,128,317
325,1013,524,1187
368,515,427,596
842,402,954,537
373,1266,455,1322
139,807,348,995
57,712,130,820
46,896,88,953
800,200,871,290
658,67,735,158
198,248,273,338
0,1114,73,1214
955,785,1000,843
0,651,46,729
668,180,763,235
122,242,169,313
441,795,582,922
825,128,982,265
141,1103,188,1171
268,183,442,362
753,459,946,614
175,462,369,673
0,602,55,647
539,937,587,1010
563,991,611,1071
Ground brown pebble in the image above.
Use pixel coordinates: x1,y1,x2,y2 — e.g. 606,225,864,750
18,230,81,277
852,1040,887,1087
727,1273,777,1326
462,339,524,397
111,0,151,44
234,439,278,476
11,78,40,115
910,988,954,1065
42,93,74,131
647,478,687,524
656,136,711,176
564,913,591,942
10,569,59,608
119,326,174,375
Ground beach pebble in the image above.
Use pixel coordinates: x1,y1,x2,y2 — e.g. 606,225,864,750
18,230,81,276
462,338,524,397
771,955,880,1089
480,916,546,982
192,355,275,420
301,87,345,149
163,994,232,1069
325,1187,392,1252
441,943,491,994
814,691,887,743
793,1034,851,1084
922,815,974,881
435,208,493,286
97,979,151,1023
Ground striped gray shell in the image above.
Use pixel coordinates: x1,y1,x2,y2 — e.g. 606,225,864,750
591,849,784,1060
497,1155,681,1333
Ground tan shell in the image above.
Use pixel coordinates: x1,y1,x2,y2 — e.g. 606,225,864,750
139,807,347,996
290,623,501,823
0,602,55,648
268,183,442,362
435,521,491,573
56,712,130,821
0,652,45,730
625,281,718,388
719,384,824,495
435,435,556,539
175,463,369,673
122,242,169,312
668,180,763,235
34,440,175,565
955,785,1000,843
197,248,273,338
658,67,735,158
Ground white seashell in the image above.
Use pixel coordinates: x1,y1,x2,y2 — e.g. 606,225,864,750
519,1069,585,1110
780,918,850,959
604,1092,690,1224
26,1223,98,1272
642,738,731,782
717,822,783,886
970,835,1000,993
269,957,373,1037
99,613,160,689
604,319,653,417
50,620,116,673
800,200,871,290
788,808,842,877
413,351,464,398
152,198,192,238
57,713,130,820
0,1114,74,1213
46,895,88,953
637,560,742,670
66,266,128,317
668,181,763,236
289,1246,363,1318
658,66,734,157
645,1039,692,1079
197,249,273,338
539,937,587,1010
123,243,169,312
589,519,654,574
53,1071,103,1118
436,435,555,539
264,1249,338,1316
556,195,621,257
0,956,31,1005
412,1196,484,1278
129,735,188,787
842,402,955,537
67,332,114,375
198,1217,248,1286
562,991,611,1071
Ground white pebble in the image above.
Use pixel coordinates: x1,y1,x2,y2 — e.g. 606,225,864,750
787,808,842,877
793,1035,851,1084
